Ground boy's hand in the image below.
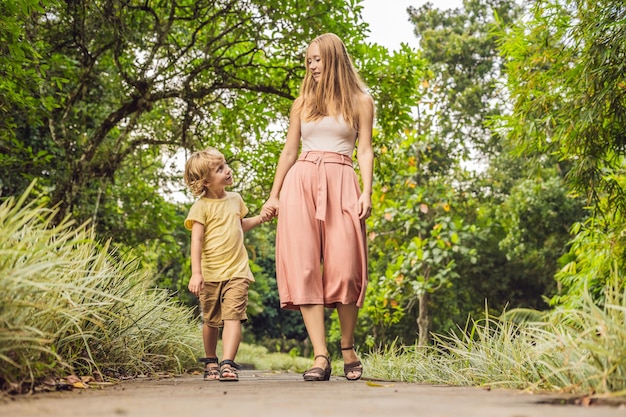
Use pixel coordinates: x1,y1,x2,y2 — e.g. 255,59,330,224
260,205,275,223
188,273,204,297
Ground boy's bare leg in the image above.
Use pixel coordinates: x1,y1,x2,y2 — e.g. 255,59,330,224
202,324,220,380
203,324,219,357
220,319,242,378
300,304,329,369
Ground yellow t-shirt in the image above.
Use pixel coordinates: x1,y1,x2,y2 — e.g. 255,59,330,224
184,192,254,282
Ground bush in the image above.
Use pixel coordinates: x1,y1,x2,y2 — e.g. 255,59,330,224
0,184,202,392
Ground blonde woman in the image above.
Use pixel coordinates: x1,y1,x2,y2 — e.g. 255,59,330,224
263,33,374,381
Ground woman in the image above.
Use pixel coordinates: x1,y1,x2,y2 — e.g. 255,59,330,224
263,33,374,381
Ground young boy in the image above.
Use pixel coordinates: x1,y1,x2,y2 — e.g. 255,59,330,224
183,148,272,382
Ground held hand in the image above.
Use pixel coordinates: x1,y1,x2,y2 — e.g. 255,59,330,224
188,273,204,297
358,194,372,220
260,205,275,223
262,196,280,218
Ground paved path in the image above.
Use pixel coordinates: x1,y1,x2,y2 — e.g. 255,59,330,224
2,370,625,417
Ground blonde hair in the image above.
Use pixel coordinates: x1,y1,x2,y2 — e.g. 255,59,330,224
183,148,225,197
293,33,368,129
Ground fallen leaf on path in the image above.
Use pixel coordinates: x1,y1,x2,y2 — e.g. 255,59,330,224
366,381,394,388
90,381,116,386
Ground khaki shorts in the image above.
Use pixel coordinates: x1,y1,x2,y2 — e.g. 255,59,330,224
199,277,249,327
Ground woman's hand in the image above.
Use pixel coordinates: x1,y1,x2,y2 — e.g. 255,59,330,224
358,194,372,220
263,196,280,218
260,205,275,223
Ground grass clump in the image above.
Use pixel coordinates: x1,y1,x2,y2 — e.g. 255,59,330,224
364,287,626,396
0,186,203,392
236,343,312,372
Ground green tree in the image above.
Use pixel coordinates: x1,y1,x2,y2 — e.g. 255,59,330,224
496,0,626,304
402,0,583,331
1,0,424,257
498,0,626,214
408,0,522,158
367,132,476,346
0,0,367,229
497,173,585,304
360,0,524,345
0,0,61,194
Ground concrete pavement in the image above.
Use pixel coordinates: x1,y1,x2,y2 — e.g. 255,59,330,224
2,370,625,417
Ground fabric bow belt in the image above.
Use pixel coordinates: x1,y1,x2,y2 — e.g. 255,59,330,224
298,151,354,221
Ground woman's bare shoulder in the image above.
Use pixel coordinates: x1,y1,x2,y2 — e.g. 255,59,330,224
356,92,374,115
290,96,304,116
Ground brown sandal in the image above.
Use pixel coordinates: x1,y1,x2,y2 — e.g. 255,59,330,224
341,345,363,381
219,359,240,382
198,357,219,381
303,355,331,381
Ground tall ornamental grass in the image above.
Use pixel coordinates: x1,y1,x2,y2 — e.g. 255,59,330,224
0,187,202,391
365,286,626,396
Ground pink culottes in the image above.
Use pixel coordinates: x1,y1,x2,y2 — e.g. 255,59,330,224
276,151,368,310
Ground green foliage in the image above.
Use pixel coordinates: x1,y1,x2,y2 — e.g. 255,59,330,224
0,184,202,389
366,130,477,346
363,0,558,349
358,0,537,347
358,42,427,140
0,0,61,195
365,285,626,394
409,0,522,157
554,211,626,308
233,343,312,374
495,173,586,306
496,0,626,305
0,0,370,229
496,0,626,215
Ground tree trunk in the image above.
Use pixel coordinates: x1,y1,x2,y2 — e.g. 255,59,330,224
416,292,431,347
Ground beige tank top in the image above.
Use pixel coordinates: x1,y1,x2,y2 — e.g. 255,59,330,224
301,116,357,156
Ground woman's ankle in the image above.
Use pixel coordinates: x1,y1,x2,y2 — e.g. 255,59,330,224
340,346,358,362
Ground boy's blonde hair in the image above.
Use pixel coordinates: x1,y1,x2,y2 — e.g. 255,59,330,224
183,148,225,197
294,33,368,130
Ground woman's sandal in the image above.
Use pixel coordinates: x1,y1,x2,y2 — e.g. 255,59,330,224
198,357,219,381
303,354,331,381
341,345,363,381
219,359,240,382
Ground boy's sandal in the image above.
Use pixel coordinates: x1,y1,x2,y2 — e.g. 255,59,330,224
341,345,363,381
198,357,219,381
219,359,240,382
